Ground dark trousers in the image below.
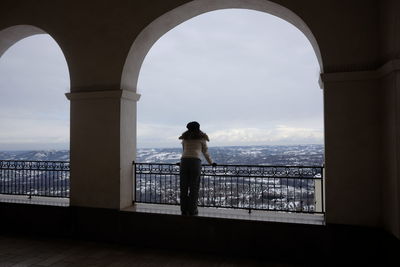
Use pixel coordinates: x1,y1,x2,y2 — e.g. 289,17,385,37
180,158,202,215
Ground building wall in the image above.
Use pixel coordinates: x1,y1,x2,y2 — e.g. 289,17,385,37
0,0,397,235
380,0,400,62
381,72,400,238
0,0,380,91
380,0,400,238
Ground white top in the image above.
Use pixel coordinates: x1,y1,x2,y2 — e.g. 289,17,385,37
181,139,213,164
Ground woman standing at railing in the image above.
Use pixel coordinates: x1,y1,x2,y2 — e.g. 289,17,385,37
179,121,216,216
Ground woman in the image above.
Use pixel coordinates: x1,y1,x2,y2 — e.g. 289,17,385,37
179,121,216,216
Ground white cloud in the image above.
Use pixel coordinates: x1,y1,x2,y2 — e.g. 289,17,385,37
138,123,183,148
138,123,323,148
209,125,323,146
0,116,69,150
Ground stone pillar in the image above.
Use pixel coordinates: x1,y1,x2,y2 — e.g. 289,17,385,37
321,71,381,227
380,61,400,239
66,89,140,210
120,90,141,208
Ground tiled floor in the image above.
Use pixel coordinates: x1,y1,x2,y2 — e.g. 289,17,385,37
0,235,296,267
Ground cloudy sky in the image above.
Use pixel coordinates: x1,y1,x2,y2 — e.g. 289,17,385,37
0,9,323,150
0,34,70,150
137,9,323,148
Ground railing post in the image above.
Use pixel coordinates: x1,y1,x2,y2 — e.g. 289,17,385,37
321,166,325,213
132,161,136,204
314,167,323,213
28,162,32,198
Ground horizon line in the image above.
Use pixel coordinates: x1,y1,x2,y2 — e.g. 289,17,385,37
0,143,325,152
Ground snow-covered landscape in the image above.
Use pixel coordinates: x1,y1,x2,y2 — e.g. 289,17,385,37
0,145,324,213
137,144,324,166
0,144,324,166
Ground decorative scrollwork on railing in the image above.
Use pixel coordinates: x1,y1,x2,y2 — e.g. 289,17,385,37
200,165,322,179
136,163,180,175
0,160,70,171
135,163,323,179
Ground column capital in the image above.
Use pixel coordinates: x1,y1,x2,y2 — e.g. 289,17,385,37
66,89,141,102
320,59,400,85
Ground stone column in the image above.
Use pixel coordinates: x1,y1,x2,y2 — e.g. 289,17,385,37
120,90,141,209
322,61,400,236
380,60,400,239
321,71,381,227
66,89,140,210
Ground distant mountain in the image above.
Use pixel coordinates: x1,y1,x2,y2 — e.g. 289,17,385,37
0,150,70,161
137,144,324,166
0,144,324,166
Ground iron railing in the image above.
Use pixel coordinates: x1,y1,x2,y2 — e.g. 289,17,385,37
0,159,325,214
0,160,70,198
134,163,324,214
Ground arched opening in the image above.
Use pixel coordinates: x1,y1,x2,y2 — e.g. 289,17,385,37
0,25,70,199
121,0,323,92
137,9,323,151
122,0,325,219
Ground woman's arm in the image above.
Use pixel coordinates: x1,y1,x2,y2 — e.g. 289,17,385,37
201,140,213,165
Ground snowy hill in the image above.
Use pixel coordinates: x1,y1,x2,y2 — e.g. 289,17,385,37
0,150,70,161
137,144,324,166
0,144,324,166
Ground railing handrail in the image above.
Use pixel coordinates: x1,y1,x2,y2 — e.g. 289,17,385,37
133,161,324,169
0,160,69,163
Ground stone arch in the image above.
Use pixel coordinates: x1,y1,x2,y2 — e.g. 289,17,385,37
121,0,324,92
0,25,70,88
0,25,47,58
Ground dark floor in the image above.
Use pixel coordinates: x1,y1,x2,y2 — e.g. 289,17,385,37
0,234,298,267
1,203,399,267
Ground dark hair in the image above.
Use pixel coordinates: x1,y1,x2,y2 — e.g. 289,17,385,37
179,121,209,141
186,121,200,131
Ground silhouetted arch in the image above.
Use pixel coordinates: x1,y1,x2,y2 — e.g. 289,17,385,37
0,25,47,58
121,0,323,92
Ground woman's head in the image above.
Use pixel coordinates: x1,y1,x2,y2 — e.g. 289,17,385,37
186,121,200,132
179,121,209,141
